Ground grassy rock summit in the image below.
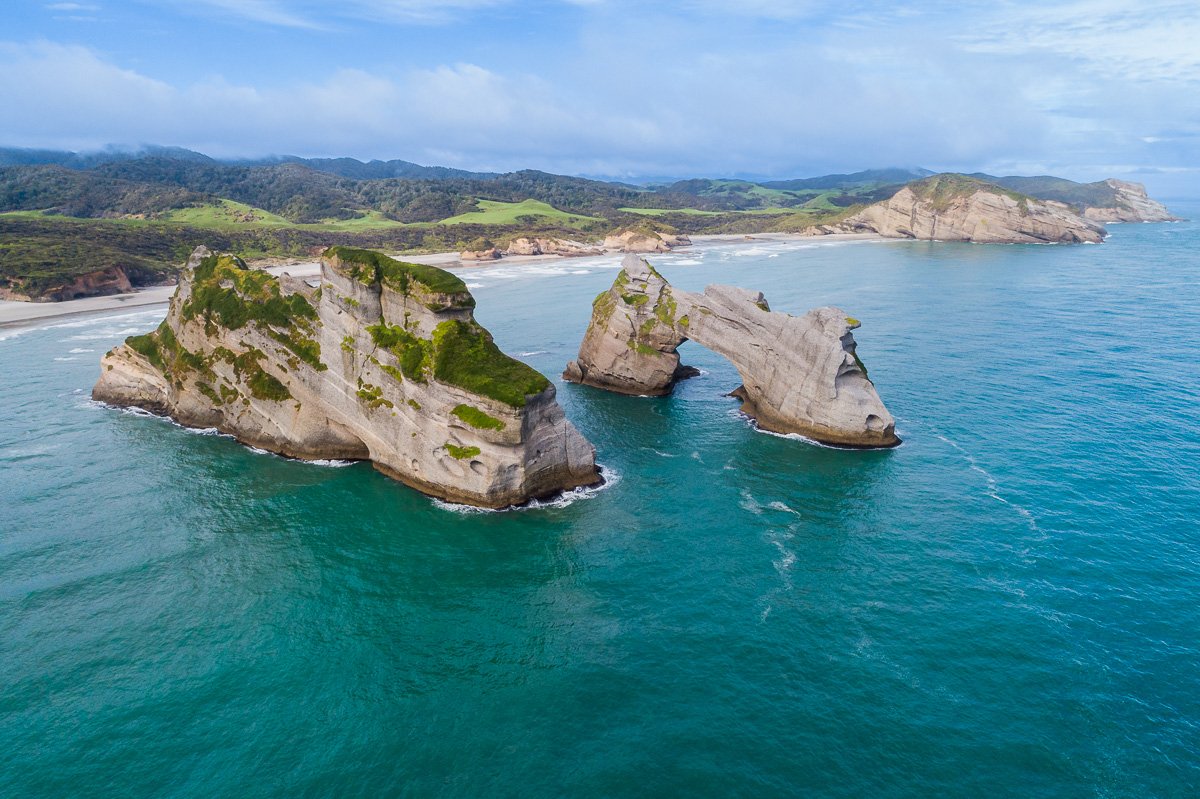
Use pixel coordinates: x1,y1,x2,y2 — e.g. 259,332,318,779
814,174,1108,243
93,246,599,508
564,254,898,448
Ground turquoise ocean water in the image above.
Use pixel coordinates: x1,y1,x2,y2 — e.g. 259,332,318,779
2,213,1199,797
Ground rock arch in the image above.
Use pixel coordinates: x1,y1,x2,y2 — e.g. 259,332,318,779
563,254,899,448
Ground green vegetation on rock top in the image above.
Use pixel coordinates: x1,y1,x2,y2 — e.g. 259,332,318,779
432,320,551,407
324,246,471,299
908,174,1031,213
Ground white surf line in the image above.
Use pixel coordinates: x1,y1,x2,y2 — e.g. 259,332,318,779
928,428,1042,535
431,464,621,514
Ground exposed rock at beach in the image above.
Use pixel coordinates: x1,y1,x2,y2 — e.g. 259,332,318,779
813,175,1106,244
602,228,693,253
459,246,502,261
41,266,135,302
503,237,603,257
94,246,599,508
1083,179,1181,223
0,265,136,303
564,254,898,448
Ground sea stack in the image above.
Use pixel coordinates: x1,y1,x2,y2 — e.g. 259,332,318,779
94,246,599,508
565,254,899,448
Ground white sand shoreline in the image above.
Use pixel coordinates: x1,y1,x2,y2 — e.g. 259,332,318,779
0,232,882,331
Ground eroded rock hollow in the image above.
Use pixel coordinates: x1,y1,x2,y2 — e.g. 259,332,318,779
564,254,899,448
94,247,599,508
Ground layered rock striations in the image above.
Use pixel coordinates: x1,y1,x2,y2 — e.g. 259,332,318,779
1083,179,1180,223
94,246,599,508
564,254,899,448
815,175,1107,243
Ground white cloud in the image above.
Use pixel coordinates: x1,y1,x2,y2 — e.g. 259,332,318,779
959,0,1200,84
0,18,1196,197
166,0,323,29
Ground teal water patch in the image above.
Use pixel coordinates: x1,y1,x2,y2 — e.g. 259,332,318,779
2,216,1199,797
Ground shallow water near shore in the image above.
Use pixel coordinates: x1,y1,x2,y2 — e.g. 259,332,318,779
3,216,1200,797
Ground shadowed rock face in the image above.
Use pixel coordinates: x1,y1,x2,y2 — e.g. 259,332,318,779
94,246,599,508
564,254,899,448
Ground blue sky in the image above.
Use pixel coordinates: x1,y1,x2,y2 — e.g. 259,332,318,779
2,1,1198,195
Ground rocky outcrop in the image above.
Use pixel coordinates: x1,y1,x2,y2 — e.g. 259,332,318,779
94,246,599,508
815,175,1106,243
1083,179,1181,223
564,254,898,448
503,237,603,257
602,229,693,253
36,266,134,302
459,247,501,261
184,245,212,270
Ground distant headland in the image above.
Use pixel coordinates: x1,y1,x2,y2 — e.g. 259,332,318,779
0,146,1181,302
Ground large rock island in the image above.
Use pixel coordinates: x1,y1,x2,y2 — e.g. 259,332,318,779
564,255,899,448
94,247,599,508
814,174,1108,243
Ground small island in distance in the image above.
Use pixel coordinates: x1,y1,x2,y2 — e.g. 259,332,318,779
0,147,1180,303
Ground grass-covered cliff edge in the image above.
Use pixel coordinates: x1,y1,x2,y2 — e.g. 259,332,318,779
0,147,1179,299
93,247,597,507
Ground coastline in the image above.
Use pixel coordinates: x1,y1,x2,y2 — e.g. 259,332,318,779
0,232,881,331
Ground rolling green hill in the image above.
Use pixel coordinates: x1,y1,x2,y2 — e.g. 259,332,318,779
0,148,1169,301
438,199,602,226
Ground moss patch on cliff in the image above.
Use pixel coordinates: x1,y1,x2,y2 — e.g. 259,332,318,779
367,322,431,382
356,382,394,410
445,443,481,460
126,332,165,371
125,320,206,380
654,290,678,326
324,246,474,308
247,370,292,402
452,404,506,431
852,350,870,381
431,320,550,408
181,253,325,370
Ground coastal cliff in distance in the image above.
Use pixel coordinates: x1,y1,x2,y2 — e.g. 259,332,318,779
93,246,599,508
564,254,899,448
1082,179,1179,223
813,174,1108,243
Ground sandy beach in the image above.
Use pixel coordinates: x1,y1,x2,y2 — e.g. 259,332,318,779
0,232,882,330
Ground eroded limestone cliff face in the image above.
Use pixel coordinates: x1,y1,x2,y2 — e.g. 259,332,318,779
503,237,603,257
602,229,693,253
94,246,598,508
816,176,1106,243
564,254,898,448
1083,179,1180,223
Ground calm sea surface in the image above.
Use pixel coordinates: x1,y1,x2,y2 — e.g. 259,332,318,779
3,213,1199,797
